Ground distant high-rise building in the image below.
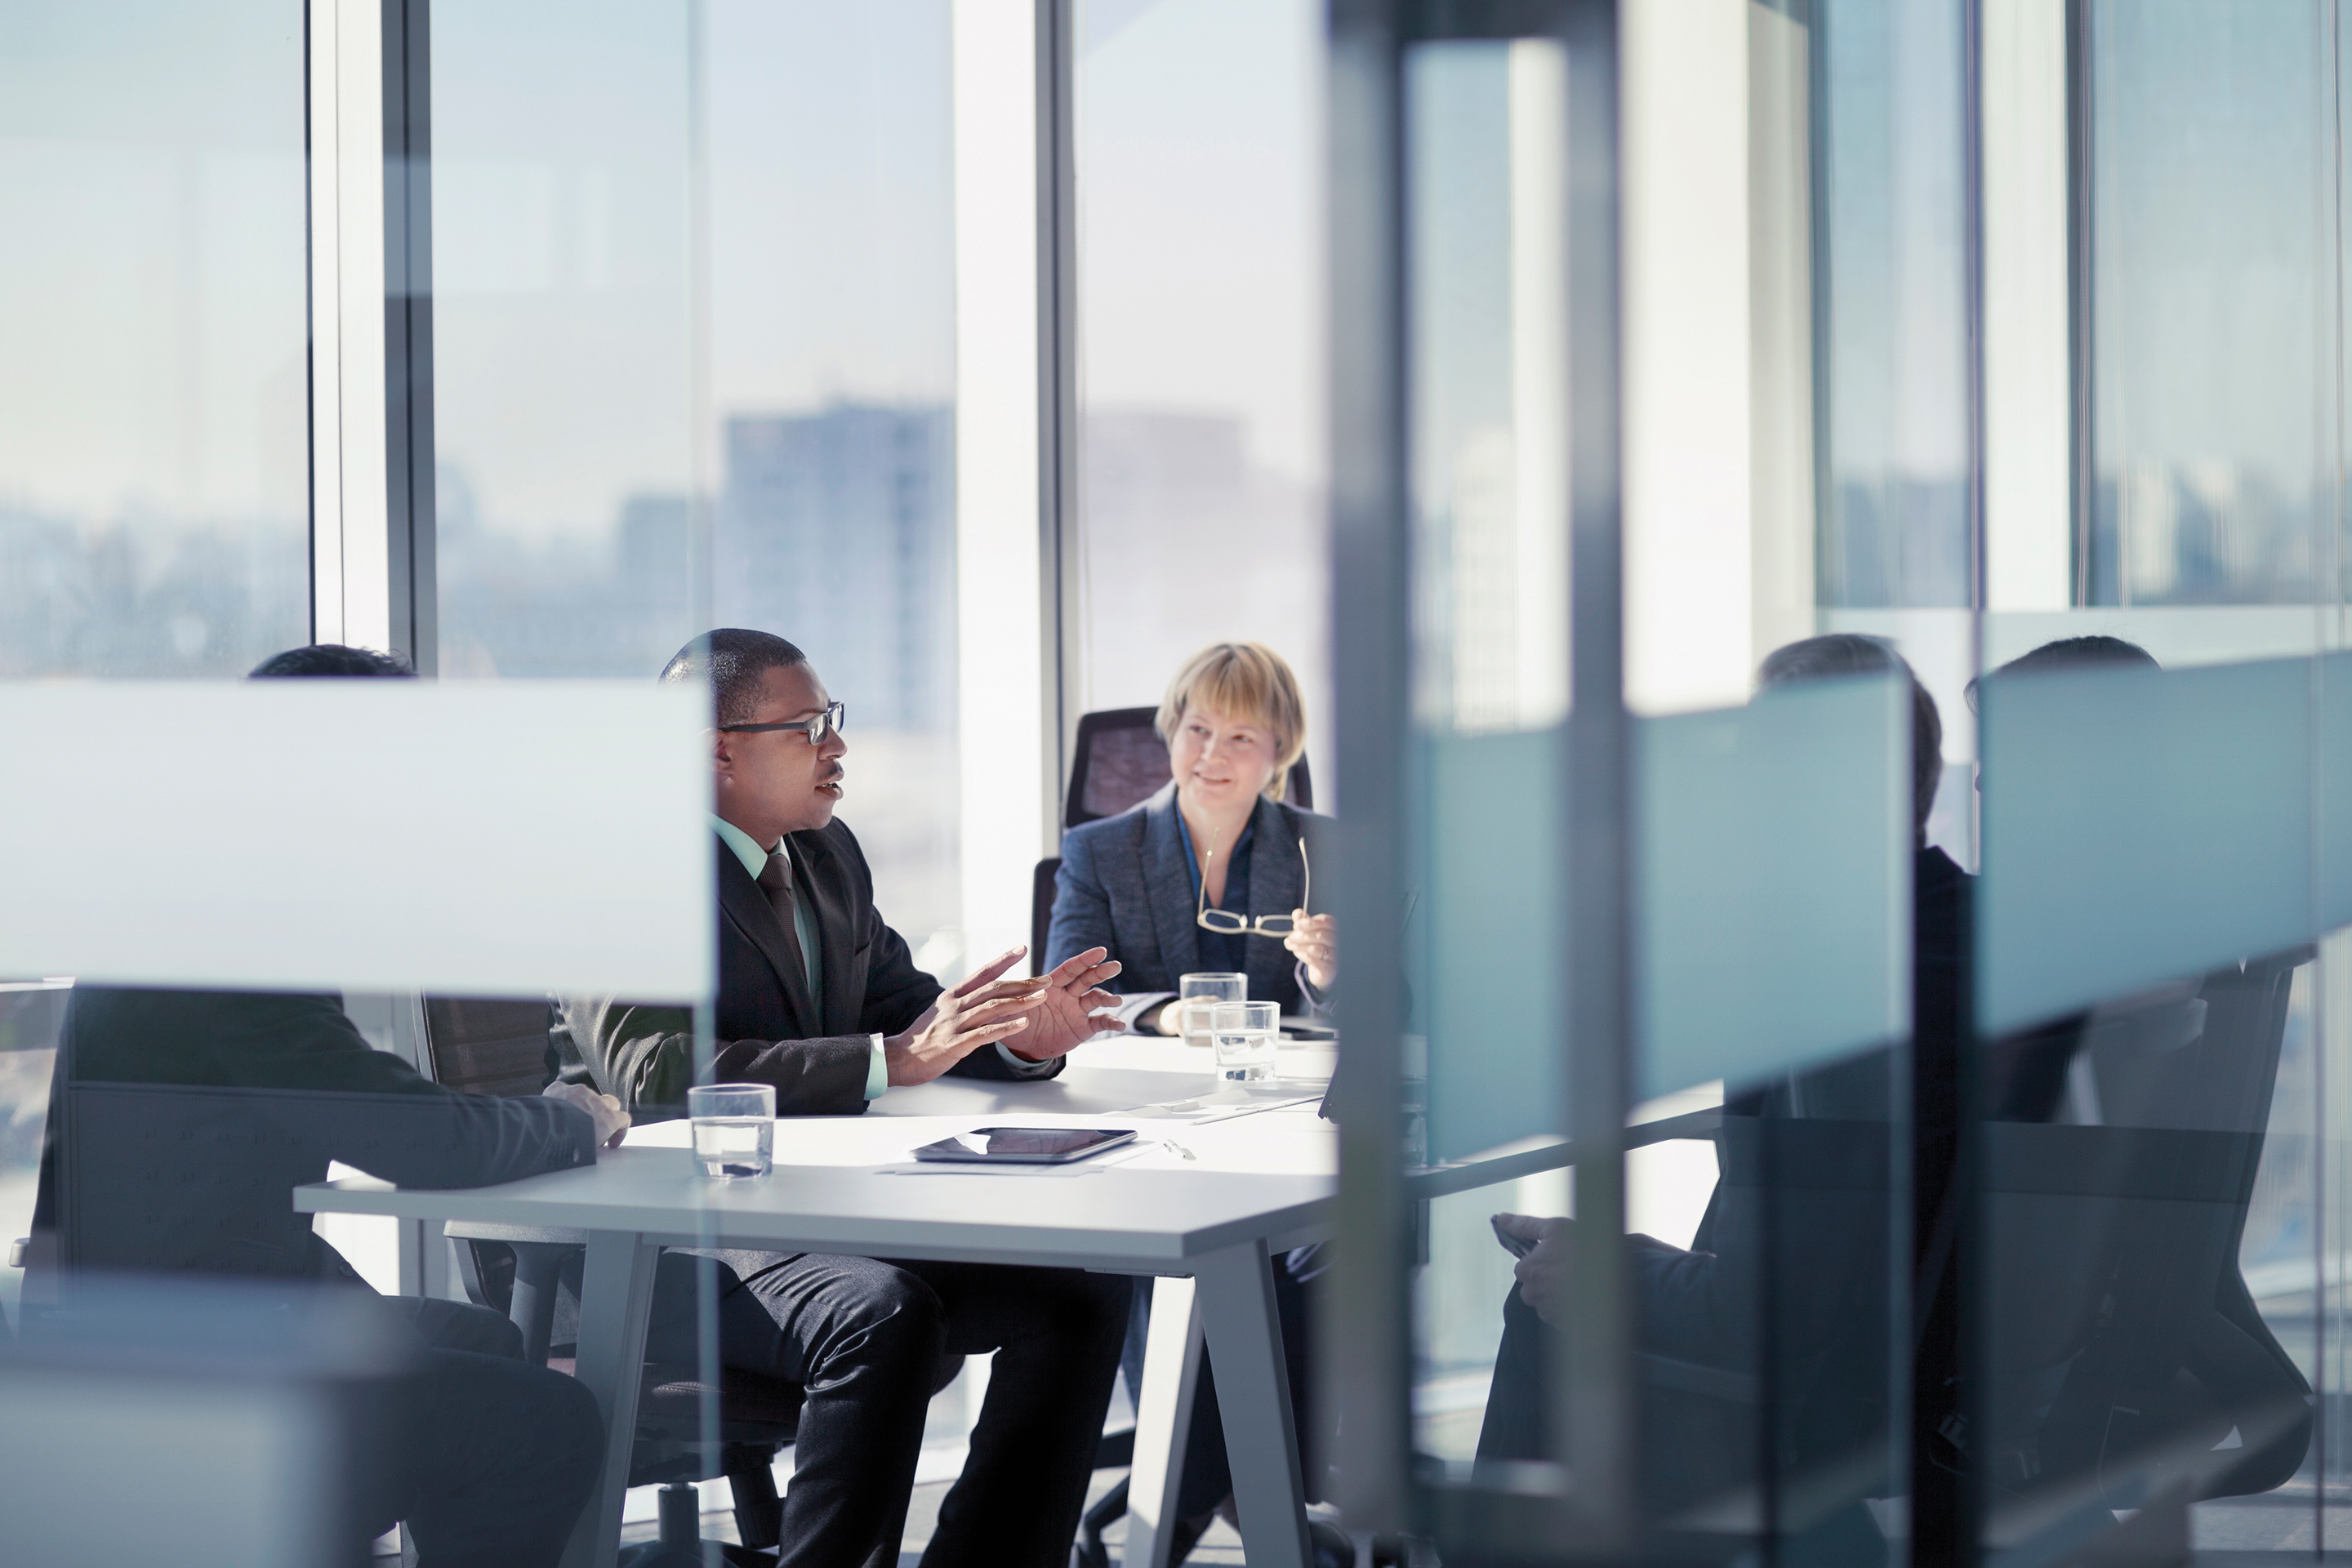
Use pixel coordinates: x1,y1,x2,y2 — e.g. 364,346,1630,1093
716,405,956,732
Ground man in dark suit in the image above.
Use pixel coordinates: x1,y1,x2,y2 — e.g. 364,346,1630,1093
561,629,1133,1568
27,643,626,1568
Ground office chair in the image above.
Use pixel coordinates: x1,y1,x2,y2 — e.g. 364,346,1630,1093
426,996,800,1566
1620,950,2312,1544
1031,706,1316,976
1998,950,2314,1508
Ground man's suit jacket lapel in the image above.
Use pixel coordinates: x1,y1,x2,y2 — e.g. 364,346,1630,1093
716,839,817,1037
1140,786,1201,981
790,831,862,1036
1244,798,1305,1004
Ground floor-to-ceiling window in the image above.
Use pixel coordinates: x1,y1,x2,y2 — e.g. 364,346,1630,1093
0,0,310,1338
431,0,965,975
1071,0,1333,798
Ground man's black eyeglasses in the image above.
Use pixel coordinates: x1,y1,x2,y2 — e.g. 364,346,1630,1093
717,702,845,746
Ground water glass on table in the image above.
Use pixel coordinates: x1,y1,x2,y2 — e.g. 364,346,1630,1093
689,1083,776,1180
1177,972,1247,1048
1210,1000,1281,1083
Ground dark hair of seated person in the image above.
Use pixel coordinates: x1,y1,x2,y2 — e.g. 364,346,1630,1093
1756,631,1943,844
657,627,808,725
1993,634,2158,679
247,643,416,679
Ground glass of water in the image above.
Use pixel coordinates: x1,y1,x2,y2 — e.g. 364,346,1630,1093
1209,1000,1280,1083
688,1082,776,1180
1177,972,1246,1048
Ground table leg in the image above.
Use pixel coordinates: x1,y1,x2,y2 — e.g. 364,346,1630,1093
1125,1275,1205,1568
559,1230,659,1568
1195,1240,1312,1568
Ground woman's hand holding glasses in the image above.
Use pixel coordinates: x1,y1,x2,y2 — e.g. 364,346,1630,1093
1284,911,1338,990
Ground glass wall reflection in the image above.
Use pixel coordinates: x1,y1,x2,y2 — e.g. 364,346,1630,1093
1359,2,2352,1564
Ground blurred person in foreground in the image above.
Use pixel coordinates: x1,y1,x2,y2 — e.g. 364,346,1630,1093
1480,633,2305,1535
1479,633,1957,1535
559,629,1131,1568
1045,639,1334,1558
25,643,622,1568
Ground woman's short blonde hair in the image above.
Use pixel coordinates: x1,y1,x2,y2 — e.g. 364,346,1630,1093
1156,642,1308,801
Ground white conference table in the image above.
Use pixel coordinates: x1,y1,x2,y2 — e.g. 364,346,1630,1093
297,1037,1340,1568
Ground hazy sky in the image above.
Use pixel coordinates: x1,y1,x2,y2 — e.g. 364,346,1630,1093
1077,0,1324,484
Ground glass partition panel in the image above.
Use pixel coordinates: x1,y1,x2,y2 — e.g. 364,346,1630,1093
1345,0,2352,1563
1638,675,1909,1099
1979,657,2317,1033
1967,3,2346,1561
1384,17,1918,1561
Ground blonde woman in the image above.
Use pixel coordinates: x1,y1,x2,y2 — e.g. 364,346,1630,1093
1044,641,1337,1552
1045,640,1336,1032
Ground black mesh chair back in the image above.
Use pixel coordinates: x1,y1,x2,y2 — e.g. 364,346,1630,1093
1064,706,1313,827
1066,708,1169,827
421,997,556,1098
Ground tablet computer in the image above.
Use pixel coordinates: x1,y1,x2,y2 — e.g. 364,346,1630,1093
910,1126,1139,1165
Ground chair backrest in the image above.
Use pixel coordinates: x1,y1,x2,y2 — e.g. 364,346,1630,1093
1063,706,1313,829
1065,708,1168,827
420,997,556,1098
1989,949,2310,1503
1030,858,1062,980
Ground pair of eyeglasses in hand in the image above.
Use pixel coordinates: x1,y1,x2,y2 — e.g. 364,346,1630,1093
1196,834,1312,938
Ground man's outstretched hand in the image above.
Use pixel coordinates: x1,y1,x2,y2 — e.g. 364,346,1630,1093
1001,947,1124,1062
884,945,1049,1087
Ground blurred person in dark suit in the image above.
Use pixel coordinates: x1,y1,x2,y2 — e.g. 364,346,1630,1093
1478,634,1956,1530
26,643,621,1568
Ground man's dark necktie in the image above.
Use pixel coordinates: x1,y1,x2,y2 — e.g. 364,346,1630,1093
756,848,811,1003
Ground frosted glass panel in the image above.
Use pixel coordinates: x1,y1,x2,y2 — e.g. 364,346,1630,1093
1419,728,1565,1162
0,683,711,999
1421,677,1909,1154
2323,651,2352,932
1980,656,2312,1031
1637,674,1909,1098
